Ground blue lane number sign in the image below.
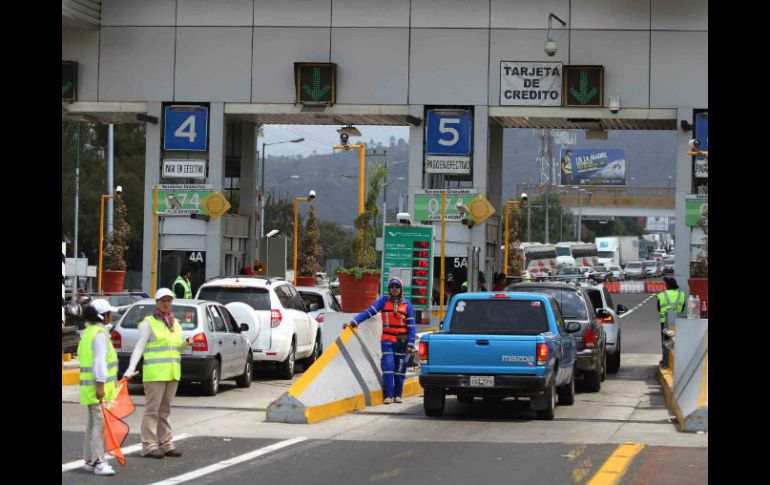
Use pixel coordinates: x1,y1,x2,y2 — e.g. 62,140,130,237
425,109,472,175
164,106,209,151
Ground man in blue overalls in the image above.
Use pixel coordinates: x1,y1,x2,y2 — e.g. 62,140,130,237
344,277,416,404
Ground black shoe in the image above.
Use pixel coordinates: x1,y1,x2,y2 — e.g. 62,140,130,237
164,449,182,457
143,450,165,459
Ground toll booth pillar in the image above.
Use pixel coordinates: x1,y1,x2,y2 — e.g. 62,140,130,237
674,108,693,286
142,102,162,294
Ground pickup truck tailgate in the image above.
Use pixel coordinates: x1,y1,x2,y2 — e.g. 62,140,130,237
427,334,542,375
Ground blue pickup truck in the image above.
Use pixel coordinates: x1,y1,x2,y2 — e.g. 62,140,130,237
418,292,580,420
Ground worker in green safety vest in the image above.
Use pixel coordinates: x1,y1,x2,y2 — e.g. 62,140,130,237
656,276,686,363
173,264,193,299
124,288,193,459
78,299,120,476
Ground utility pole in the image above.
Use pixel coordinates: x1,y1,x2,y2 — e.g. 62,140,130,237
107,124,114,237
73,123,80,299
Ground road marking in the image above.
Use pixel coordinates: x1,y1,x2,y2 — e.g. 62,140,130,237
147,437,307,484
619,295,656,319
62,433,193,472
586,442,645,485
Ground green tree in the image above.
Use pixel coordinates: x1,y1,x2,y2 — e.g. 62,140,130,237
346,163,387,273
516,193,575,243
299,205,323,276
318,220,355,265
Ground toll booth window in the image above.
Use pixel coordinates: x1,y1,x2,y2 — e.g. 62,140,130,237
197,287,271,311
120,304,198,331
449,300,548,335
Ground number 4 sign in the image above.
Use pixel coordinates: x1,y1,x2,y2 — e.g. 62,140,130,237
164,106,209,151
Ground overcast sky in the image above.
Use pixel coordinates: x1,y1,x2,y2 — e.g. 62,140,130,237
260,125,409,157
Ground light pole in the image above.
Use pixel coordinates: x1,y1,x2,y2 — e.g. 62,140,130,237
265,174,299,200
293,190,317,286
265,229,279,277
259,138,304,239
72,123,81,299
98,186,122,294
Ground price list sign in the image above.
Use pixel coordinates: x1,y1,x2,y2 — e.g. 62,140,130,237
382,225,434,311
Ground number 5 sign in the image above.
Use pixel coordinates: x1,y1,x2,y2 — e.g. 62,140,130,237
425,109,472,174
164,106,209,151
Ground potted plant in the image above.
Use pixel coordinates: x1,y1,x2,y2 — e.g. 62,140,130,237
338,163,387,312
688,207,708,307
296,205,323,287
102,194,131,294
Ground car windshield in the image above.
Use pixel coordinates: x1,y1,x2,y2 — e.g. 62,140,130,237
664,256,675,264
643,261,656,268
559,267,580,275
197,287,271,311
449,299,549,335
119,304,198,330
594,266,607,271
506,287,589,320
626,262,642,269
598,251,614,259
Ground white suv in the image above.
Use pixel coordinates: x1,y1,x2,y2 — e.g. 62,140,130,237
196,277,321,379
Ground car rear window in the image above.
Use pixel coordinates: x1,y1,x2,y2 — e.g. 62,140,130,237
197,286,271,311
449,299,549,335
300,292,325,310
507,287,589,320
585,289,604,310
119,304,198,330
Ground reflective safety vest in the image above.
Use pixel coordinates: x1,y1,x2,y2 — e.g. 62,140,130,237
174,276,193,299
140,315,184,382
77,324,118,405
657,289,686,324
381,299,408,343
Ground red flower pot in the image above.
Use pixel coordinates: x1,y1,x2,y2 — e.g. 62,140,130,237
295,276,317,287
688,278,708,308
338,272,381,313
102,270,126,295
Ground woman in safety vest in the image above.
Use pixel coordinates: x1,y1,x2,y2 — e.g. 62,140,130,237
344,277,416,404
124,288,193,459
78,299,120,476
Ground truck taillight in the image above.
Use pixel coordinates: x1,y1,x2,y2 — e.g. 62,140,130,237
271,309,283,328
111,330,121,349
192,332,208,352
536,343,548,366
584,326,597,348
418,341,428,364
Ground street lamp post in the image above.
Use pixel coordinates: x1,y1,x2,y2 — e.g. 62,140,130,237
265,229,279,277
259,138,304,240
293,190,317,286
98,192,116,294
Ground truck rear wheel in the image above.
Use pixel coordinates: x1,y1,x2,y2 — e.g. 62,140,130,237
534,379,556,420
583,369,601,393
423,387,445,417
557,368,576,406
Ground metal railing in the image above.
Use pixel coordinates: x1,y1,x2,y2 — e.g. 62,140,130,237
516,184,675,209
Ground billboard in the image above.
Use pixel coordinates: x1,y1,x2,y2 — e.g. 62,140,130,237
559,149,626,185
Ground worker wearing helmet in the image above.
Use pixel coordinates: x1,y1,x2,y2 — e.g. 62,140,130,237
344,277,416,404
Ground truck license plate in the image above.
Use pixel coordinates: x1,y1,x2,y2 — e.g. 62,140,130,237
470,376,494,387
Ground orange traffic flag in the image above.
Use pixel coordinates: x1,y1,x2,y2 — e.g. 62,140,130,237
100,378,135,466
105,378,135,419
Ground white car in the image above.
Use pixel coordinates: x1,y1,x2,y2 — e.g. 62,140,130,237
296,286,341,324
607,265,625,281
196,277,322,379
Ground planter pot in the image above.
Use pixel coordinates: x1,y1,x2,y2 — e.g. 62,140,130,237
338,272,381,313
295,276,317,287
102,270,126,295
688,278,708,307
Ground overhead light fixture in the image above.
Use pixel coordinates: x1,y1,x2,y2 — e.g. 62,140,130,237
337,125,362,137
680,120,693,132
545,13,567,57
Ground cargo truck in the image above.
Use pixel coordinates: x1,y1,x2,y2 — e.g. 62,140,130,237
595,236,639,268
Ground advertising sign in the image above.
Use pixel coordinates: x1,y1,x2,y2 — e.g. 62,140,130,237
382,225,434,311
685,196,708,227
646,217,669,232
413,189,478,222
559,148,626,185
162,159,207,179
500,62,562,106
156,184,213,215
425,109,472,174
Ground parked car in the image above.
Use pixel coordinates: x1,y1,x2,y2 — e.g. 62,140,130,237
113,299,253,396
662,256,675,274
196,276,322,379
583,284,628,374
419,291,580,419
607,265,625,281
642,260,659,278
624,261,644,280
591,265,609,283
296,286,342,324
506,281,607,392
578,266,596,281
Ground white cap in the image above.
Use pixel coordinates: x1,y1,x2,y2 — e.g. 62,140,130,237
155,288,175,300
92,299,118,315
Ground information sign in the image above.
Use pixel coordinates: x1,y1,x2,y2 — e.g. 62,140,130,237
382,225,434,311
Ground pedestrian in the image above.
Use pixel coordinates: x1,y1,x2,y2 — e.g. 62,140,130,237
656,276,686,365
123,288,193,458
78,299,121,476
343,277,416,404
492,272,507,291
173,264,193,299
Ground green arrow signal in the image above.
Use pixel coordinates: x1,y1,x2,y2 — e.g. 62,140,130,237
302,67,331,101
62,81,73,96
569,71,598,105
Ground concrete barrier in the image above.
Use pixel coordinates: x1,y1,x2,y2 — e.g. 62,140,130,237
621,281,645,293
267,312,421,424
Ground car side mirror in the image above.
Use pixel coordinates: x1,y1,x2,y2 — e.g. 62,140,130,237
616,304,628,315
595,308,610,319
439,321,444,330
239,323,249,332
566,321,581,333
309,303,319,312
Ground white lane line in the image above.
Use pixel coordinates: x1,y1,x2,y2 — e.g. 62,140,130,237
62,433,194,472
148,437,308,485
619,295,656,319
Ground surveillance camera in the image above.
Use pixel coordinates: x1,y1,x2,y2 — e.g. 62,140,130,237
340,133,349,145
688,139,702,150
308,190,317,200
115,185,123,195
521,193,528,203
397,212,412,225
545,40,558,57
608,96,621,114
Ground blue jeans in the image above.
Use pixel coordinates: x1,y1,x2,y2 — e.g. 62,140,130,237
381,340,407,398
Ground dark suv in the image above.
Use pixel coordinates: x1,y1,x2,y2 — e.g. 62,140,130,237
505,282,607,392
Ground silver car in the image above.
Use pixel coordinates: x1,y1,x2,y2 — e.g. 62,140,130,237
583,284,628,374
296,286,342,324
112,299,253,396
624,261,644,280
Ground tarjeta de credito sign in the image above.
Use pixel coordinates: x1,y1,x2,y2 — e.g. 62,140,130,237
500,62,562,106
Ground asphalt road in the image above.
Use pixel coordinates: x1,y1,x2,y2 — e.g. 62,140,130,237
612,293,663,355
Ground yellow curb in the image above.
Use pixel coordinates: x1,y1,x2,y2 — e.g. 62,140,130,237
658,367,685,431
586,442,645,485
62,353,73,362
62,369,79,386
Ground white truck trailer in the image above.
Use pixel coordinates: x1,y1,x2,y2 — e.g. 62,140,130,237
595,236,640,268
